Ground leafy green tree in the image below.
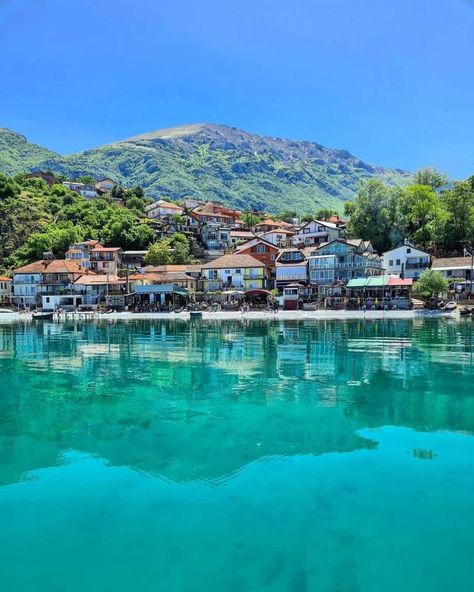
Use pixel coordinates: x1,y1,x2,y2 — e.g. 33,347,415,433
125,196,146,214
77,175,96,185
16,223,85,261
0,174,20,200
414,167,448,190
275,210,297,223
315,209,337,220
412,269,449,300
144,241,171,265
241,212,260,229
396,185,446,249
344,179,400,253
439,176,474,254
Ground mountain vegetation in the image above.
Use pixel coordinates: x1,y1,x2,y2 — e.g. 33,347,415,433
0,173,155,270
344,169,474,254
0,124,410,214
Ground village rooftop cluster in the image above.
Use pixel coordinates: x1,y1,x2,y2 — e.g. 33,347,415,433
1,183,472,312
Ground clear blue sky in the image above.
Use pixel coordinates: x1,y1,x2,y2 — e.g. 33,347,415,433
0,0,473,177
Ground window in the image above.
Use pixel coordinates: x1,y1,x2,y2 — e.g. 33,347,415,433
224,269,230,274
396,259,401,266
256,245,265,254
235,269,242,274
270,254,275,261
407,248,411,253
389,260,393,266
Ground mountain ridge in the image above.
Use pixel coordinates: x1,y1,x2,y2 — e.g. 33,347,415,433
0,123,410,213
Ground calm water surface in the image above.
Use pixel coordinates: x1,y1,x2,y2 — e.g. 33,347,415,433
1,318,474,591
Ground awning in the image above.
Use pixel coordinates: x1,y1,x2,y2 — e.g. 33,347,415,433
245,289,270,295
347,276,413,288
222,290,245,295
135,284,188,296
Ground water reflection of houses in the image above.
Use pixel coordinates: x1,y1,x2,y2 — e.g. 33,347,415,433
2,319,474,486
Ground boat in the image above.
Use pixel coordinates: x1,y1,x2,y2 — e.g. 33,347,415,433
189,311,203,319
460,307,473,316
0,308,14,314
32,311,54,320
443,301,457,312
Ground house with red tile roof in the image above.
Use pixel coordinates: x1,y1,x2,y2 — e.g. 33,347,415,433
201,253,269,291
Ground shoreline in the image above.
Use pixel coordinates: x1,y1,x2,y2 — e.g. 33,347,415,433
0,309,461,323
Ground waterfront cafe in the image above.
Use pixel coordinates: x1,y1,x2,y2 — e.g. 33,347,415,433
130,283,188,310
346,276,413,309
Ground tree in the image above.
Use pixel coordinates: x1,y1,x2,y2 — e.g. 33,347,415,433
144,241,171,265
315,209,337,220
414,167,448,190
241,211,260,229
396,185,446,249
412,269,449,300
168,233,191,264
77,175,96,185
344,179,400,253
439,176,474,254
0,174,19,200
275,210,297,223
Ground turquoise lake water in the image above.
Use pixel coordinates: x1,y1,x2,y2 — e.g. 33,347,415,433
1,318,474,591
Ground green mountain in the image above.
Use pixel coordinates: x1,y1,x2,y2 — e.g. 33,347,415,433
0,128,59,176
0,124,410,213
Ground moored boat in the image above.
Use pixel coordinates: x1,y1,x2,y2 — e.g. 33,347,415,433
32,311,54,320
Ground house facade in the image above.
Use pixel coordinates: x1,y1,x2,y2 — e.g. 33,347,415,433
201,254,268,291
292,220,344,247
146,200,183,219
275,248,308,287
307,239,383,285
259,229,294,248
235,238,279,268
90,247,122,274
95,178,117,194
12,261,47,307
0,276,12,305
63,181,98,199
431,257,474,281
382,242,430,279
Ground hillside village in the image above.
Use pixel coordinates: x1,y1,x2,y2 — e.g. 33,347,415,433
1,171,472,313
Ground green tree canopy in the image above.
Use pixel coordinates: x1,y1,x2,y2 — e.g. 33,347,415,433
344,179,400,253
414,167,448,190
412,269,449,300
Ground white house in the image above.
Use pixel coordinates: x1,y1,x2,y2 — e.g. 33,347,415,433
259,229,294,248
12,261,47,307
382,242,430,279
146,200,183,219
292,220,343,247
63,181,98,199
200,253,268,291
275,248,308,287
431,257,473,281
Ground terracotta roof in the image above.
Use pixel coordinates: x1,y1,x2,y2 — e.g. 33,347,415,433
432,257,473,270
147,200,182,210
0,276,12,281
235,237,279,252
13,260,48,274
42,260,93,274
201,254,265,269
91,247,122,252
74,274,124,286
130,272,195,282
